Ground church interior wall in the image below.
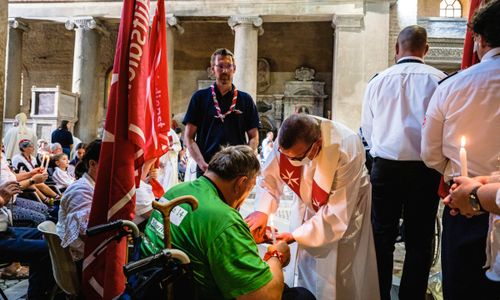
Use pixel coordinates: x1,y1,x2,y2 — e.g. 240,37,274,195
20,22,74,114
418,0,470,18
171,21,333,117
18,21,118,136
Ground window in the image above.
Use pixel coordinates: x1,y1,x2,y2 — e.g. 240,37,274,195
440,0,462,18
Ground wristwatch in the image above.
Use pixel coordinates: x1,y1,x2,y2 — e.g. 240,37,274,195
469,185,485,213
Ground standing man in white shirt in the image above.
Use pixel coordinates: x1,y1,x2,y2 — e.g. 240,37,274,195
421,1,500,298
361,25,446,300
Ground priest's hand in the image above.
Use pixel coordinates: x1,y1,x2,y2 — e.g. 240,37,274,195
276,232,295,244
245,211,268,243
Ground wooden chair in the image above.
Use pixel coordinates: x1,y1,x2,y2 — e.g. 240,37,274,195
37,221,80,299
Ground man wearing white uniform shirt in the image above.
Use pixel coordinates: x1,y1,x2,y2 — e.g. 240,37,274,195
246,114,379,300
421,1,500,298
361,25,446,300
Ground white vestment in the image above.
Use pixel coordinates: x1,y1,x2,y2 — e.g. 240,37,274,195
3,125,38,160
159,129,182,191
255,117,379,300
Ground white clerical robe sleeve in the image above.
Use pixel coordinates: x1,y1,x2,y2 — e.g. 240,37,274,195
170,130,182,153
421,91,448,174
255,147,284,215
292,150,366,258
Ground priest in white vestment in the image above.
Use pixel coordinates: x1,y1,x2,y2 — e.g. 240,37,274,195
159,128,182,191
3,113,38,160
246,114,379,300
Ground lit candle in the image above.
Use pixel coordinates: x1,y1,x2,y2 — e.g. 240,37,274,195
269,214,277,244
44,154,50,169
40,155,46,169
459,136,468,177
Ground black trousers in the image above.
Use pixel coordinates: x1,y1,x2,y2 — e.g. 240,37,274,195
371,158,441,300
441,207,500,299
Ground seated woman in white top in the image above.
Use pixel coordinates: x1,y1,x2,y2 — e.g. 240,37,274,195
51,153,75,190
11,140,60,204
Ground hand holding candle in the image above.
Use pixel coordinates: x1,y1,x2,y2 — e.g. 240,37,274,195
269,213,277,244
459,136,468,177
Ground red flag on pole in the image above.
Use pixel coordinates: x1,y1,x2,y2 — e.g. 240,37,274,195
145,0,171,197
461,0,485,69
82,0,150,298
145,0,171,161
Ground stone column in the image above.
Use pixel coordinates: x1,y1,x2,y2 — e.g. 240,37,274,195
166,15,184,115
0,0,7,135
4,19,29,119
331,2,390,130
228,16,263,102
65,16,108,142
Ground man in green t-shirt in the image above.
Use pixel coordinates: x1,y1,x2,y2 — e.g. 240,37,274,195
142,145,314,299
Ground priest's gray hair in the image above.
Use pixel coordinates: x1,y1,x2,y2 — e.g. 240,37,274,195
278,113,321,150
208,145,260,181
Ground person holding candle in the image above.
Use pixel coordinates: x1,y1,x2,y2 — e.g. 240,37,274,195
246,114,378,300
444,175,500,284
421,1,500,298
360,25,446,300
9,140,60,205
142,145,314,300
12,140,42,173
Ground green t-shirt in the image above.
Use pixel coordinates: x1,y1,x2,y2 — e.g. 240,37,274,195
141,176,272,299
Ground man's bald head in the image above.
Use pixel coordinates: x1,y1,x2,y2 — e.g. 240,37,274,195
396,25,429,59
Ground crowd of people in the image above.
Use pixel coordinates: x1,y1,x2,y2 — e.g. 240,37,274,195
0,1,498,299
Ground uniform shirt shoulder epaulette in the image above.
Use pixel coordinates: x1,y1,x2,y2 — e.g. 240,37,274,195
369,73,379,82
438,71,459,85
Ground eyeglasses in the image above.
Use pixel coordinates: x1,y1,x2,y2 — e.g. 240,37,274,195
278,140,317,161
214,64,234,71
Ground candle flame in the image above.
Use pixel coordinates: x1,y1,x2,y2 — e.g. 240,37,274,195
461,136,466,147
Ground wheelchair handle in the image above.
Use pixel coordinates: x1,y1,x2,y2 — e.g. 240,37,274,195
123,249,190,277
87,220,140,238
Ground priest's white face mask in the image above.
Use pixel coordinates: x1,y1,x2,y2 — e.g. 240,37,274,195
280,138,321,167
288,155,313,167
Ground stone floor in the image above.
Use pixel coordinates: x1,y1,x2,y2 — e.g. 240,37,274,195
2,187,444,300
239,187,444,300
0,277,28,299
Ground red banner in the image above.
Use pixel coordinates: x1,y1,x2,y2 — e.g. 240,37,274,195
145,0,171,161
461,0,485,69
82,0,150,298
